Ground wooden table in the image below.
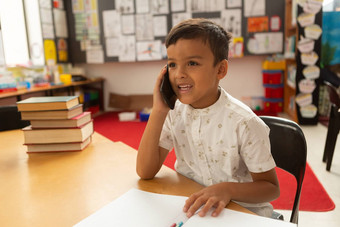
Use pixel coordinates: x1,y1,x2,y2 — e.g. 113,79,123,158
0,130,252,227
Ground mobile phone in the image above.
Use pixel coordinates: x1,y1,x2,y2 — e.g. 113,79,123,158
160,65,176,109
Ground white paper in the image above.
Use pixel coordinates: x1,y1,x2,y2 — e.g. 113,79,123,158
247,32,283,54
171,0,186,12
136,0,150,13
121,14,135,35
116,0,135,14
153,15,168,37
86,48,104,63
227,0,242,8
135,14,154,41
119,35,136,62
74,188,297,227
151,0,170,14
244,0,265,17
172,13,191,28
205,0,225,12
191,0,205,12
137,40,162,61
53,9,68,38
42,24,55,39
106,37,120,57
221,9,242,37
40,8,53,24
103,10,121,38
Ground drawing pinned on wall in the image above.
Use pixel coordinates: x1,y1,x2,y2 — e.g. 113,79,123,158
86,46,104,64
121,14,135,35
305,24,322,40
151,0,169,14
191,0,206,12
297,36,315,53
297,13,315,27
172,13,191,28
226,0,242,8
57,38,68,62
270,16,281,31
106,37,120,57
301,51,318,65
247,32,283,54
300,104,317,118
136,14,154,41
119,35,136,62
221,9,242,38
302,0,322,14
296,93,313,107
229,37,244,58
137,40,162,61
303,65,320,80
298,79,316,93
103,10,121,38
247,16,268,33
205,0,225,12
171,0,186,12
136,0,150,13
116,0,135,14
153,15,168,37
244,0,265,17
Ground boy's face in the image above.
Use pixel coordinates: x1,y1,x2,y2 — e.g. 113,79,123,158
167,38,227,109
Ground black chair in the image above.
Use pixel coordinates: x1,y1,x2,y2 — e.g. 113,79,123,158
322,81,340,171
260,116,307,224
0,106,30,131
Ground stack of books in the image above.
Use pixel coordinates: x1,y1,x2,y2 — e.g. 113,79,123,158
17,96,93,153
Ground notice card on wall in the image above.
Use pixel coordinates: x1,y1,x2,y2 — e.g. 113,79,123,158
74,188,297,227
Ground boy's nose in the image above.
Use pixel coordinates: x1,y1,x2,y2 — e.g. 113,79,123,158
174,66,187,79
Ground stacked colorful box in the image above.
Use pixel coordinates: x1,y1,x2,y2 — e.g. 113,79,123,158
262,70,284,113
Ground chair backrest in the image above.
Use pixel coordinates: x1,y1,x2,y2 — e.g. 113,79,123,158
0,106,30,131
260,116,307,224
324,81,340,107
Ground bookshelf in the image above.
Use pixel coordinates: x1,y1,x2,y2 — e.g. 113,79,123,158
284,0,298,122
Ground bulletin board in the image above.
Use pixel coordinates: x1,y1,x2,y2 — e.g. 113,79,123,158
64,0,285,64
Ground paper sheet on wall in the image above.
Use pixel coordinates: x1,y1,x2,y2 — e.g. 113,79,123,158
103,10,121,38
86,47,104,63
136,0,150,13
73,188,297,227
244,0,265,17
247,32,283,54
135,14,154,41
121,15,135,35
119,35,136,62
53,9,68,38
106,37,120,57
171,0,186,12
153,15,168,37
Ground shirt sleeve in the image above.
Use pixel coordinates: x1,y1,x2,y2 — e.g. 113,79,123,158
159,113,174,151
238,116,276,173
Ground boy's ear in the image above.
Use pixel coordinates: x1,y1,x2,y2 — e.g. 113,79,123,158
217,59,228,80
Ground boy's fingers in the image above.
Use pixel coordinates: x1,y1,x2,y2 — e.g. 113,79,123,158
186,196,205,218
198,198,216,217
212,201,226,217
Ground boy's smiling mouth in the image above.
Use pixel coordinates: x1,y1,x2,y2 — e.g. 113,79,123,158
178,84,193,93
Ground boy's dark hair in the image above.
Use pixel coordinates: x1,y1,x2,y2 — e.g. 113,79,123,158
165,18,232,64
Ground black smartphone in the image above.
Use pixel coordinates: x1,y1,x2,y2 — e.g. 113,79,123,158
160,65,176,109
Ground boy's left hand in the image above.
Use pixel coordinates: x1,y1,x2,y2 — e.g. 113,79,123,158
183,183,231,218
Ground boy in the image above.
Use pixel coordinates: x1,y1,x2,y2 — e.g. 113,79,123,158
136,18,280,218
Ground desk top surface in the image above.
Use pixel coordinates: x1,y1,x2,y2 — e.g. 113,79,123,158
0,130,252,226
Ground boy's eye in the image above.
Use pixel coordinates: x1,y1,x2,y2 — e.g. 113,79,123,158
188,61,198,66
168,63,176,68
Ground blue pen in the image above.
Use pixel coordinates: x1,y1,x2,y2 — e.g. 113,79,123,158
177,221,184,227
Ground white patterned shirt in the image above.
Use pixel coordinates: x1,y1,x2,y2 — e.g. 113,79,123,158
159,87,276,217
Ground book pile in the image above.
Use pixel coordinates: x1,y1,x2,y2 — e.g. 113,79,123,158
17,96,94,153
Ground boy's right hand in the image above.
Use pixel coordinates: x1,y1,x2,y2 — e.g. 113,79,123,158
153,65,172,113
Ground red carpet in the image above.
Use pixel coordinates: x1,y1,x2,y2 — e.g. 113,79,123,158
93,112,335,212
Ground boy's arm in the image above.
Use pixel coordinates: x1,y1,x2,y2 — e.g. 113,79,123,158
183,168,280,217
136,66,171,179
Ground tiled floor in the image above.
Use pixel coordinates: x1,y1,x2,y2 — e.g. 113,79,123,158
274,121,340,226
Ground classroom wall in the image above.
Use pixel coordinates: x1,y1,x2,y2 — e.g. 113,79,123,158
77,55,267,111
